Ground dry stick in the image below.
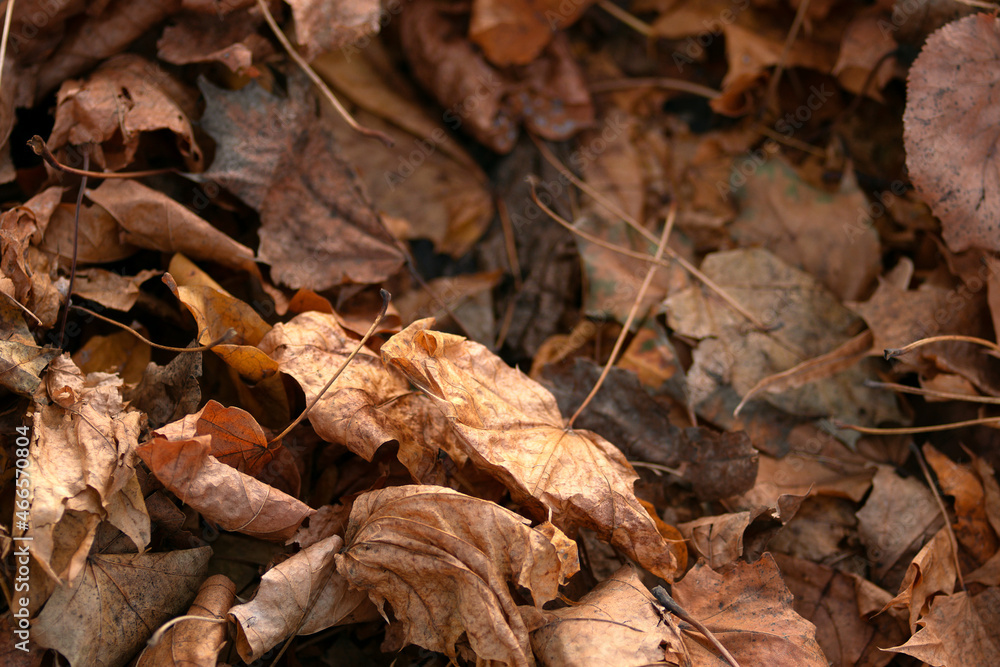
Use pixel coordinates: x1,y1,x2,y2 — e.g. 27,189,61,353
589,77,721,99
761,0,812,115
910,442,967,592
255,0,393,147
834,416,1000,435
69,304,236,352
567,202,676,429
268,289,390,446
596,0,653,36
3,290,43,326
865,379,1000,405
753,123,826,158
651,586,741,667
529,136,769,330
0,0,15,93
27,136,175,179
57,147,88,347
885,334,1000,360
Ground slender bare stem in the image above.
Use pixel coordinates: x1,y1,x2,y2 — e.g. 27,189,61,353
69,304,236,352
885,335,1000,360
58,147,88,347
865,379,1000,405
910,442,966,592
0,0,15,93
589,77,721,99
834,416,1000,434
652,586,741,667
28,136,175,179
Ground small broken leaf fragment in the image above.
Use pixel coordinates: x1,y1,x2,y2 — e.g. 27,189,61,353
335,485,579,666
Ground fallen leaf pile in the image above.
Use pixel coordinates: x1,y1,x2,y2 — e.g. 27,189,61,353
2,1,1000,666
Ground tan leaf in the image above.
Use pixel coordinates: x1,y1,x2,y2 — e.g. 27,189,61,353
529,565,688,666
138,574,236,667
39,201,139,265
29,354,149,582
137,436,314,542
157,7,268,74
886,588,1000,665
230,535,377,662
881,526,957,633
924,443,999,565
381,321,685,580
46,53,201,171
677,512,751,570
71,268,159,312
334,485,579,666
87,179,257,274
671,554,828,667
34,547,211,667
288,0,381,61
469,0,596,67
904,13,1000,252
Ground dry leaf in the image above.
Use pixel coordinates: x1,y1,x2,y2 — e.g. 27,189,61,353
230,535,377,662
886,587,1000,665
382,320,686,580
288,0,381,61
881,526,957,633
335,485,579,666
904,13,1000,252
138,574,236,667
157,8,268,74
34,547,211,667
137,436,314,542
469,0,596,67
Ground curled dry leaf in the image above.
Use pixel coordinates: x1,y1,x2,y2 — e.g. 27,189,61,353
0,300,60,396
46,53,202,171
334,485,579,667
34,547,211,667
138,574,236,667
230,535,377,662
287,0,381,61
904,13,1000,253
528,565,688,666
881,527,957,633
381,320,686,580
670,554,829,667
886,587,1000,665
157,7,268,74
137,436,314,542
29,354,149,583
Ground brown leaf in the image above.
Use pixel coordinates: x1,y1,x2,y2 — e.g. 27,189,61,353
665,248,902,427
288,0,381,61
671,554,828,667
334,485,579,666
258,310,448,480
29,354,149,582
138,574,236,667
125,344,202,430
382,321,686,580
47,53,201,171
154,400,280,479
72,268,160,312
677,512,751,570
886,587,1000,665
0,185,62,305
34,1,184,100
904,13,1000,252
774,552,908,667
157,8,268,74
529,565,687,666
230,535,377,662
39,201,139,265
34,547,211,667
881,526,957,633
832,11,900,100
137,436,314,542
198,74,404,289
469,0,597,67
855,465,942,582
0,300,60,396
399,0,592,153
730,157,880,302
924,443,999,565
164,274,278,383
87,179,257,274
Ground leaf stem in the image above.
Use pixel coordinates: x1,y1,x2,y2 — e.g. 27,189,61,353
652,585,741,667
57,146,88,348
27,136,175,179
69,304,236,352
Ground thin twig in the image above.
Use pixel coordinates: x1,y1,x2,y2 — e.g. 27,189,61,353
255,0,393,147
529,137,769,330
27,136,175,179
69,304,236,352
0,0,15,93
589,77,721,99
762,0,811,115
629,460,684,476
58,147,88,347
865,379,1000,405
885,335,1000,360
652,586,741,667
568,202,675,428
910,442,966,592
834,416,1000,435
2,290,43,325
596,0,652,36
268,289,390,446
526,176,769,330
